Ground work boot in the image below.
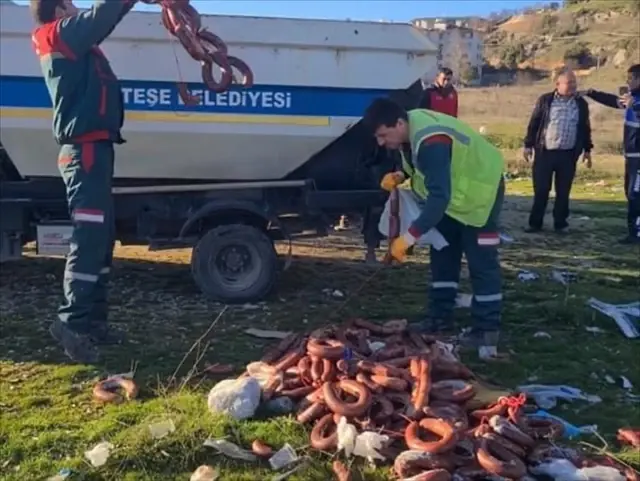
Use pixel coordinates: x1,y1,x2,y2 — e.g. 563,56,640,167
409,318,455,336
364,247,378,265
458,329,506,361
49,320,100,364
89,323,126,346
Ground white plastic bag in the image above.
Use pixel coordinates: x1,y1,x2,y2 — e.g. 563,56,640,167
378,187,448,250
207,377,261,420
336,416,358,457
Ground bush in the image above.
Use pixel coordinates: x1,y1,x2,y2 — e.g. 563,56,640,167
563,42,593,67
499,42,528,68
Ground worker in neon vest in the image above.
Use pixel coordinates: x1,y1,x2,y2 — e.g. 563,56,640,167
362,98,506,360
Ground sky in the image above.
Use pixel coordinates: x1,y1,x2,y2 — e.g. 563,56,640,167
13,0,546,23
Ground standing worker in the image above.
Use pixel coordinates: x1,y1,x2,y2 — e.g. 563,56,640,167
522,67,593,234
30,0,137,363
363,99,505,360
418,67,458,117
583,64,640,245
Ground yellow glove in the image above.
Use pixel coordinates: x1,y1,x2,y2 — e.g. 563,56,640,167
390,233,417,262
380,171,406,192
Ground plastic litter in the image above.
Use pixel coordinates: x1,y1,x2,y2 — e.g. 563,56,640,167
587,298,640,339
621,376,633,390
268,443,298,470
518,269,539,282
585,326,605,334
148,419,175,439
336,416,358,458
529,410,597,439
207,377,261,420
271,458,309,481
46,468,72,481
263,397,295,414
552,269,577,285
534,331,552,339
190,465,220,481
529,459,625,481
499,232,514,243
517,384,602,410
352,431,389,462
84,441,113,467
378,187,449,250
203,438,258,462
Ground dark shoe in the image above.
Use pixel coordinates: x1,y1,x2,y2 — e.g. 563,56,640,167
554,226,569,235
618,235,640,245
364,248,378,264
524,226,542,233
89,324,126,345
49,320,100,364
457,328,499,348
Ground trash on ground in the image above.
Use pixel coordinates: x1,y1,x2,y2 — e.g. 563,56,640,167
46,468,72,481
207,377,261,420
271,458,309,481
84,441,113,467
552,269,577,285
245,328,292,339
529,458,625,481
322,288,345,298
534,331,552,339
190,465,220,481
518,269,539,282
605,375,616,384
587,298,640,338
148,419,175,439
530,410,597,439
499,232,515,243
585,326,605,334
268,443,298,470
352,431,388,462
620,376,633,390
455,293,472,308
336,416,358,457
517,384,602,409
203,438,258,462
262,396,294,414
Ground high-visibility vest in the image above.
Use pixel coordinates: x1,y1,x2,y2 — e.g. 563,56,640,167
401,109,505,227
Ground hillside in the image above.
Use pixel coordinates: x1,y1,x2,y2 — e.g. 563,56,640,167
484,0,640,78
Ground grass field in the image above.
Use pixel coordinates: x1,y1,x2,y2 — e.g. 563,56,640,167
1,83,640,480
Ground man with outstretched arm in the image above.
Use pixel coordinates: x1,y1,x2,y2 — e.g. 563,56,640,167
584,64,640,245
363,99,506,360
30,0,137,363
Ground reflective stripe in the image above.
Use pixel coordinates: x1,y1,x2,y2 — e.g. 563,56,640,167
73,208,104,223
475,293,503,302
626,152,640,158
64,271,98,283
100,267,110,274
625,120,640,128
432,281,459,289
478,232,500,246
634,172,640,193
412,124,471,148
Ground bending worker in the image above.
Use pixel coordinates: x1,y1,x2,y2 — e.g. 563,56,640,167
362,99,505,360
30,0,136,363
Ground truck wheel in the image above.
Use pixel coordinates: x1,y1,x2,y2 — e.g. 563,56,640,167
191,223,278,303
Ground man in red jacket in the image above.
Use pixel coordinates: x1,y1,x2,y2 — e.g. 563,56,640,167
418,67,459,117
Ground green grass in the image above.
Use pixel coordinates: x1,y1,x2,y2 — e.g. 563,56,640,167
1,175,640,480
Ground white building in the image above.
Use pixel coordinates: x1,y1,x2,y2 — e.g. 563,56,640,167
412,18,484,83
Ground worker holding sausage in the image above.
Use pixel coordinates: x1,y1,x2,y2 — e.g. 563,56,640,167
362,99,505,360
30,0,137,363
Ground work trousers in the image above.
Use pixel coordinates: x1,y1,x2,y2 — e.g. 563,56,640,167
428,179,504,332
625,156,640,238
57,142,116,334
528,148,578,230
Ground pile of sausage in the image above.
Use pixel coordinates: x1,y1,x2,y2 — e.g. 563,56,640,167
140,0,254,103
243,319,639,481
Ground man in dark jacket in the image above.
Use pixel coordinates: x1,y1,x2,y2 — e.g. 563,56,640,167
584,64,640,245
523,67,593,234
418,67,458,118
31,0,136,363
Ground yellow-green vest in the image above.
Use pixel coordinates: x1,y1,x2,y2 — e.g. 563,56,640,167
401,109,505,227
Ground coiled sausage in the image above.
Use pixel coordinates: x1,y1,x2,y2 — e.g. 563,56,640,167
310,413,338,451
323,380,372,417
476,437,527,479
405,418,457,454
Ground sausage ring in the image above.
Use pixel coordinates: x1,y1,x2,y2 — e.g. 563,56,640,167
476,437,527,479
405,418,458,454
430,380,475,403
393,450,456,478
306,338,345,360
309,413,338,451
323,380,372,417
296,401,326,424
489,415,535,448
92,377,139,404
519,415,565,440
251,440,274,458
370,374,409,392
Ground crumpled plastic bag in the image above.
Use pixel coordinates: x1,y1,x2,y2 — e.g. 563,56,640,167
84,442,113,467
352,431,389,462
203,438,258,462
207,377,261,420
529,459,625,481
336,416,358,457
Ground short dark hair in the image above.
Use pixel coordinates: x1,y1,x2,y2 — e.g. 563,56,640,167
30,0,63,25
439,67,453,76
362,98,408,133
628,64,640,78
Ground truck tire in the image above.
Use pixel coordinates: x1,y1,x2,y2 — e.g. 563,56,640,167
191,223,278,303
